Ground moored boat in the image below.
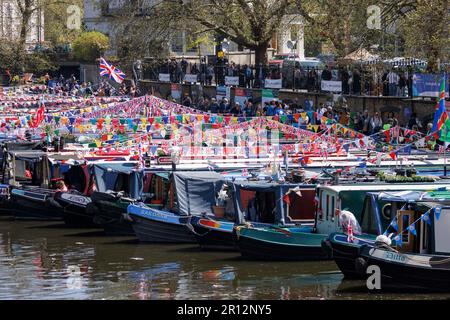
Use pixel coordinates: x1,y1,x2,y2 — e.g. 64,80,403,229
128,171,225,243
353,193,450,290
91,162,143,236
322,186,450,278
231,181,323,260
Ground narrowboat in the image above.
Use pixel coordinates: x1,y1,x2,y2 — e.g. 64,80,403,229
128,171,225,243
52,161,95,227
355,191,450,290
90,162,143,236
2,149,63,220
231,181,326,261
321,184,450,278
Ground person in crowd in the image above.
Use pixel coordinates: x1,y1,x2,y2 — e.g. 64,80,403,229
244,65,253,88
398,72,407,97
387,69,399,96
182,94,192,107
352,69,361,95
321,65,332,82
219,98,230,114
341,68,350,95
370,112,383,134
206,64,214,86
230,103,242,116
407,113,422,130
256,103,265,116
339,107,350,126
209,98,220,113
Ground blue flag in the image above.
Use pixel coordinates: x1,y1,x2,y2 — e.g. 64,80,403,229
394,234,403,248
407,224,417,236
434,207,442,220
421,212,432,226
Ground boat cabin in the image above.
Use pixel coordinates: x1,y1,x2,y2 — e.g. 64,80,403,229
375,190,450,255
315,183,450,235
231,181,316,226
166,171,226,216
92,162,143,200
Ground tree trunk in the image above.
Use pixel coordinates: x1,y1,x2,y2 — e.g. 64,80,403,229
19,1,33,52
254,43,269,66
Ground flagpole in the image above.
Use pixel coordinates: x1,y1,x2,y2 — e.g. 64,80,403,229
445,143,447,177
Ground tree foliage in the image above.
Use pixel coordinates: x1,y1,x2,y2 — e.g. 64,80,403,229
44,0,84,45
72,31,110,62
399,0,449,72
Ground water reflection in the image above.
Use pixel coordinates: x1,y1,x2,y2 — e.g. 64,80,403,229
1,220,450,300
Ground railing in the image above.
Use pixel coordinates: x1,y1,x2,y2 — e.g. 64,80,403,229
143,61,449,97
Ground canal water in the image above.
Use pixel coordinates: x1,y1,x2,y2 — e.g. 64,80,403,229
1,217,449,300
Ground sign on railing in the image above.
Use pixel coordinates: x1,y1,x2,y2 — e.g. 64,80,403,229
321,80,342,92
225,76,239,86
158,73,171,82
184,74,198,83
264,78,282,89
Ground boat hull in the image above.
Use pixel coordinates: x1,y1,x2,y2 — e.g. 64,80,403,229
128,204,196,243
325,233,376,279
10,188,62,221
359,246,450,291
54,192,96,227
235,226,330,261
91,192,135,236
191,217,236,251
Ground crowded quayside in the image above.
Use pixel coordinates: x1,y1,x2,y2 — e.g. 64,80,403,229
1,75,450,293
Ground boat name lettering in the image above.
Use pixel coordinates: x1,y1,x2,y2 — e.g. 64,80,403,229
383,251,406,263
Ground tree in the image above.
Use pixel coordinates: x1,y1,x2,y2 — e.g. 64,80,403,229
44,0,84,45
396,0,449,72
111,0,300,65
72,31,110,62
174,0,298,65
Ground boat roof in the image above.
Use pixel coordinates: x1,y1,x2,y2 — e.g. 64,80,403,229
375,190,450,203
319,183,450,193
231,180,315,191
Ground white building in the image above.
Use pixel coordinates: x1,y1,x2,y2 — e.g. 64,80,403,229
83,0,305,63
0,0,44,51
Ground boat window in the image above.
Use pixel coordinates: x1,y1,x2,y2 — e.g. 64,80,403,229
286,189,316,221
245,191,276,224
360,197,372,234
331,196,335,222
318,190,323,220
114,173,130,196
402,214,410,244
326,194,330,220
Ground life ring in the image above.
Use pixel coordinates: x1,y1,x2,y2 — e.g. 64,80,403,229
381,203,392,221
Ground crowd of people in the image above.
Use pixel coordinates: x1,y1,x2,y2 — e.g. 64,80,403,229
180,92,433,139
148,58,433,97
40,74,138,97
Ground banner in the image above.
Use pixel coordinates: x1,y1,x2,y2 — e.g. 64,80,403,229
321,80,342,92
171,83,182,102
159,73,171,82
234,88,253,106
262,89,279,105
265,78,282,89
412,73,449,98
184,74,198,83
216,86,230,101
225,76,239,86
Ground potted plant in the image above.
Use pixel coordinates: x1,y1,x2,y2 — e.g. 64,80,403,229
213,185,229,219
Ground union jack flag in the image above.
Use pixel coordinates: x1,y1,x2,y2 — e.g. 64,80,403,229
99,57,126,84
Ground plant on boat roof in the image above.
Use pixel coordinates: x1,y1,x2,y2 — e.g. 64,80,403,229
216,185,229,207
